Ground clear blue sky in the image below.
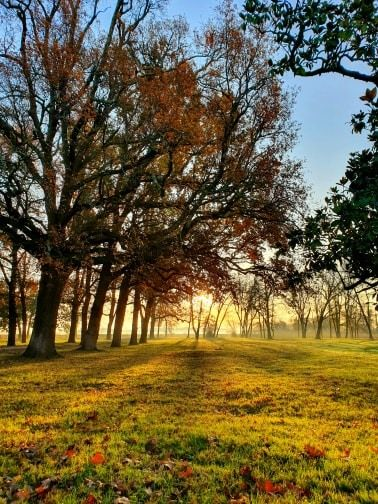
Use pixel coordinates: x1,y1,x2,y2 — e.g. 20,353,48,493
164,0,369,205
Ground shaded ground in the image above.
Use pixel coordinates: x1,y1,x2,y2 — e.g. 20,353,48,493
0,338,377,503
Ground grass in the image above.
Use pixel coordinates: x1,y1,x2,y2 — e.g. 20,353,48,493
0,337,377,503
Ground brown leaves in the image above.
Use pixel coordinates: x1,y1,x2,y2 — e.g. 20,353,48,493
84,495,97,504
14,488,31,501
238,466,310,499
340,448,351,459
90,452,106,465
178,465,193,479
360,87,377,102
303,444,326,459
35,478,57,499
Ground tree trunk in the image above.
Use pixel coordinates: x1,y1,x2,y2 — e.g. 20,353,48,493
80,265,92,344
68,270,81,343
129,285,140,345
7,245,18,347
140,295,154,344
315,315,325,339
111,273,130,347
81,263,113,351
23,262,69,358
19,280,28,344
106,284,117,340
149,302,156,339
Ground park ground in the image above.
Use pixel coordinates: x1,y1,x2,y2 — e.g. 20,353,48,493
0,338,377,503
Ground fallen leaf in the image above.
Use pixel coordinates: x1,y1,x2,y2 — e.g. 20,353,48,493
35,478,55,498
86,411,99,421
369,446,378,454
65,448,76,458
304,444,325,458
340,448,351,459
90,452,105,465
14,488,31,501
256,479,285,495
84,495,97,504
178,466,193,478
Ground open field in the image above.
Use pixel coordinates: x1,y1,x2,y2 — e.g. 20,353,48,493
0,338,377,503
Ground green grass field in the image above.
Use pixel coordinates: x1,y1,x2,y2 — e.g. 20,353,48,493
0,338,377,503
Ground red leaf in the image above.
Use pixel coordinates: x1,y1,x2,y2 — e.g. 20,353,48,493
35,485,49,498
178,466,193,478
65,448,76,458
84,495,97,504
304,444,325,458
35,478,55,498
90,452,105,465
256,480,285,495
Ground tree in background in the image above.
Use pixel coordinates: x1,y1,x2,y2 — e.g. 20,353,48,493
242,0,378,295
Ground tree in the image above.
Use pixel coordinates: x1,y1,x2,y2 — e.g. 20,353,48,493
0,0,160,357
0,0,306,357
242,0,378,294
283,277,313,338
242,0,377,84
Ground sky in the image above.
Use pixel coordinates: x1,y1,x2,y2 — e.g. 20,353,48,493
163,0,369,206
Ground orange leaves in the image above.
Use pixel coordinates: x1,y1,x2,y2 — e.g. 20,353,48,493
340,448,351,459
205,30,215,48
238,465,311,499
256,479,286,495
178,465,193,478
90,452,106,465
34,478,56,499
64,447,76,458
369,446,378,455
14,489,31,501
303,444,326,459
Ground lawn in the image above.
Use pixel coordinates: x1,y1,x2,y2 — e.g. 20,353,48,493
0,338,377,503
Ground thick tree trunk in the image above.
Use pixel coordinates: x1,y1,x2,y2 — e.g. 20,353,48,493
139,295,154,344
106,284,117,340
111,273,130,348
80,265,92,345
315,315,325,339
7,245,18,347
23,262,69,358
81,263,113,351
68,270,81,343
129,286,140,345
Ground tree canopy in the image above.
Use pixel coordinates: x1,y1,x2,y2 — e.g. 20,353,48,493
242,0,378,294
